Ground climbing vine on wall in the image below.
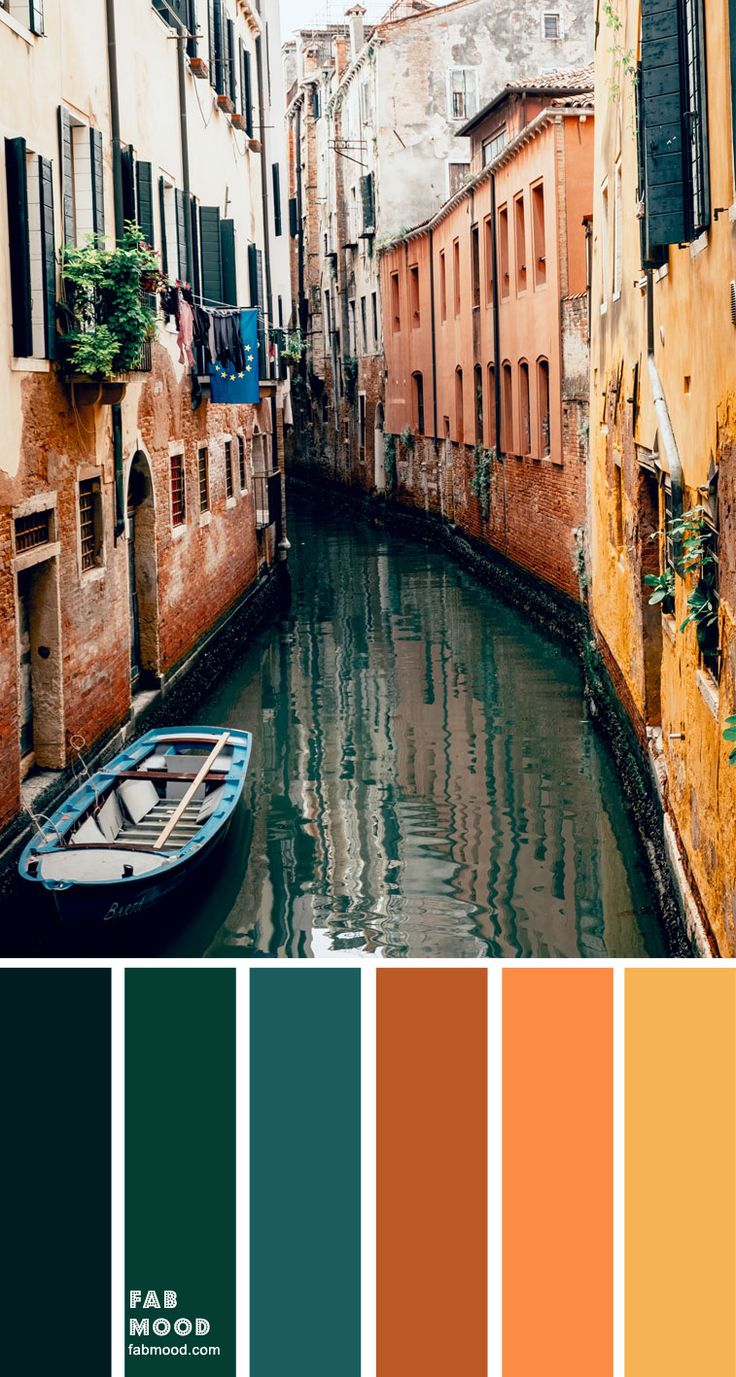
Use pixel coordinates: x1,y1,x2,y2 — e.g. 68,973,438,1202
384,433,397,491
470,446,494,522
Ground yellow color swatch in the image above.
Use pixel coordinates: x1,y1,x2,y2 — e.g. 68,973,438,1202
626,969,736,1376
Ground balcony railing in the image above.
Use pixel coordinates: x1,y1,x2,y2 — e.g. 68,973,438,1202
59,286,154,377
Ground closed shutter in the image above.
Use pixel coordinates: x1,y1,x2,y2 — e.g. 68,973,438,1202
639,0,687,252
272,164,282,236
289,196,298,237
636,67,667,268
220,219,237,305
200,205,223,306
360,172,375,234
186,0,197,60
208,0,216,81
90,127,105,241
57,107,75,244
213,0,225,95
227,17,237,104
175,187,187,280
159,176,168,275
39,155,57,360
136,161,154,248
29,0,44,35
121,144,136,225
242,47,253,135
189,194,201,295
5,137,33,357
248,241,266,374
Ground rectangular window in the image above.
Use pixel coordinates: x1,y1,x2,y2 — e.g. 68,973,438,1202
543,11,561,38
360,296,368,352
484,216,494,302
390,271,400,332
409,264,420,327
613,162,623,297
349,299,357,353
14,508,51,553
600,181,610,309
5,139,56,360
453,238,461,315
371,291,379,346
440,249,447,322
471,223,480,308
272,163,282,237
3,2,45,34
359,394,367,463
515,194,527,293
78,479,103,572
238,435,247,491
225,439,234,500
448,68,478,121
483,126,506,165
700,501,721,680
448,162,470,196
502,363,513,454
197,448,209,513
171,452,186,525
531,181,546,288
498,205,510,299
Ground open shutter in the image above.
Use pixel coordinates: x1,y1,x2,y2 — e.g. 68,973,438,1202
29,0,44,35
227,17,237,105
5,137,33,358
199,205,223,306
175,187,187,280
189,194,201,295
89,127,105,241
360,172,375,234
213,0,225,95
208,0,216,82
39,155,57,360
289,197,298,237
159,177,168,275
57,107,75,244
121,144,136,225
639,0,687,253
242,47,253,135
220,219,237,305
272,164,282,236
135,161,154,248
248,242,266,375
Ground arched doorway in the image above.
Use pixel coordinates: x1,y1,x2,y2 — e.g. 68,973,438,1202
374,401,386,491
126,451,159,687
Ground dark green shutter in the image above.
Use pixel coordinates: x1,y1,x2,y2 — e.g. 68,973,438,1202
39,156,57,360
90,127,105,241
200,204,223,306
272,163,282,236
220,219,236,305
121,144,136,225
29,0,44,35
248,241,266,375
227,17,236,104
208,0,216,82
159,176,168,274
186,0,197,59
243,48,253,135
289,196,298,237
5,137,33,357
360,172,375,233
189,193,201,295
175,187,187,279
57,107,75,244
135,161,154,248
213,0,225,94
639,0,687,251
152,0,167,17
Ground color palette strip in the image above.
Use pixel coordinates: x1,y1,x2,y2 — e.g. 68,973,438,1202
125,969,236,1372
250,969,361,1377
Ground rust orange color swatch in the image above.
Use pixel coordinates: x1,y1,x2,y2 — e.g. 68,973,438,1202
503,968,613,1377
377,969,487,1377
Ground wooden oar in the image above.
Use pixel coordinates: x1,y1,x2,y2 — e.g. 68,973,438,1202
152,732,230,851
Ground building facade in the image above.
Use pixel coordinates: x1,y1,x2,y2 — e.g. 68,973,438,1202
590,0,736,954
284,0,594,489
0,0,289,838
379,71,594,602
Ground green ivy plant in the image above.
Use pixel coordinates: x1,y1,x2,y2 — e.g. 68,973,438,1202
603,0,638,100
400,425,415,452
59,222,161,379
384,433,397,490
280,327,306,364
470,446,494,522
644,567,675,615
723,716,736,765
344,355,359,403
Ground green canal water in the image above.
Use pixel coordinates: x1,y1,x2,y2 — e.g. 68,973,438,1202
6,496,671,958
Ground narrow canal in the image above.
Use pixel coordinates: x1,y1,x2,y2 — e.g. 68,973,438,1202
6,494,672,958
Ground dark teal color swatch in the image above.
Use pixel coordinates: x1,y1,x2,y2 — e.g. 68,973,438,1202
250,969,361,1376
0,968,111,1375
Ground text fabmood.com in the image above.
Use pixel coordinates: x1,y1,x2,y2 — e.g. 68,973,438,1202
128,1290,220,1359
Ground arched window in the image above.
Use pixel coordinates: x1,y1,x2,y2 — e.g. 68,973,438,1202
455,366,464,442
501,361,513,454
519,361,531,455
474,364,483,444
412,371,425,434
487,365,497,447
538,358,550,455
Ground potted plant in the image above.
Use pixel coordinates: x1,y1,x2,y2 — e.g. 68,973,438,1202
231,112,246,131
217,93,236,114
189,55,209,80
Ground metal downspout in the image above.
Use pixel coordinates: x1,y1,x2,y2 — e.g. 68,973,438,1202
646,268,684,559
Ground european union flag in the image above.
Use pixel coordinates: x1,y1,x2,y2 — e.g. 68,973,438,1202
208,309,261,404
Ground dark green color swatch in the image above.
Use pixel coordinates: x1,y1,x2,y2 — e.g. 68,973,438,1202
250,969,361,1376
0,968,111,1376
125,969,235,1372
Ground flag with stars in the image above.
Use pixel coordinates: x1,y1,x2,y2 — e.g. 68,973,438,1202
208,309,261,404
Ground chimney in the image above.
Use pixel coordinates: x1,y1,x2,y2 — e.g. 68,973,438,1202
346,4,366,61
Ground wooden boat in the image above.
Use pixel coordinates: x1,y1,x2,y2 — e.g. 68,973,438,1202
18,726,252,926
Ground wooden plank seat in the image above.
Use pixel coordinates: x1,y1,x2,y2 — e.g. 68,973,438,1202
119,798,204,847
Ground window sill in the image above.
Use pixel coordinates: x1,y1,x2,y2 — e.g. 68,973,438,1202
171,521,187,539
0,9,36,43
226,496,237,510
612,290,621,303
11,357,51,373
14,540,61,574
689,230,709,259
696,668,719,719
654,262,669,283
199,511,212,528
80,564,106,585
599,301,608,316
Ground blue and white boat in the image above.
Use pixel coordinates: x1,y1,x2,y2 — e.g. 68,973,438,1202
18,726,252,926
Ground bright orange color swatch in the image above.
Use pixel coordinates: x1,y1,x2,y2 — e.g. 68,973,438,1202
503,968,613,1376
377,969,487,1377
626,969,736,1377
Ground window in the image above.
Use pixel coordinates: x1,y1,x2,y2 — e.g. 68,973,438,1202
699,480,721,680
440,250,447,322
515,194,527,293
238,435,247,491
498,205,510,298
412,372,425,434
543,12,561,38
197,448,209,513
684,0,710,237
471,224,480,308
483,126,507,165
359,394,367,463
390,271,401,332
484,216,494,302
5,141,56,359
171,452,186,525
613,161,622,297
225,440,234,500
538,359,550,455
519,362,531,455
487,365,497,447
453,238,461,316
2,1,44,35
502,362,513,453
58,109,105,248
455,367,464,443
448,162,470,196
600,181,610,309
360,295,368,351
78,479,103,571
448,68,478,121
474,364,483,443
324,290,333,344
14,508,52,553
371,291,379,346
349,299,357,353
531,181,546,288
409,264,420,327
272,163,282,237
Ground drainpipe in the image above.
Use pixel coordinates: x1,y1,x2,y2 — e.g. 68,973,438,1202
646,268,684,560
104,0,124,243
256,35,274,379
429,224,439,453
176,19,193,283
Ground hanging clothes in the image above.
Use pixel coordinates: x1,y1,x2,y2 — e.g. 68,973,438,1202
177,298,195,368
210,310,246,373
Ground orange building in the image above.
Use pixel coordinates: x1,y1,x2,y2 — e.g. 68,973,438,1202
380,69,594,603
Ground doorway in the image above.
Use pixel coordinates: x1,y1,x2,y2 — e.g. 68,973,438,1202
127,451,159,688
16,557,64,771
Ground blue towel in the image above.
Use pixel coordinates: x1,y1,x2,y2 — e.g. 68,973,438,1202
208,309,260,404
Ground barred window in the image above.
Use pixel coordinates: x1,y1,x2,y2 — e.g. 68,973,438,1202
225,440,234,500
700,495,720,682
15,509,51,553
198,448,209,513
238,435,247,491
79,478,102,571
171,452,186,526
